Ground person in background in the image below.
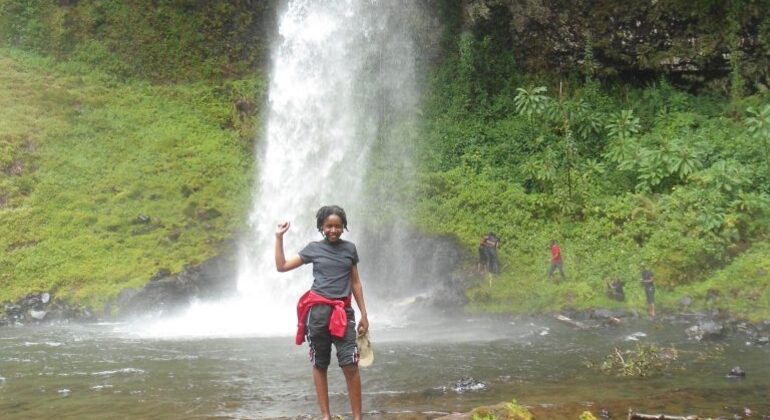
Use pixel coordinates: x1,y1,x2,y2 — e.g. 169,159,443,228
641,269,656,319
275,205,369,420
478,232,501,275
547,240,565,283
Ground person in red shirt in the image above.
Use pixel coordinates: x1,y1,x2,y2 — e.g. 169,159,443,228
548,240,565,283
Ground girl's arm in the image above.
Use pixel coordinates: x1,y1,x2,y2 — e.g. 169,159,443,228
275,221,303,272
350,265,369,335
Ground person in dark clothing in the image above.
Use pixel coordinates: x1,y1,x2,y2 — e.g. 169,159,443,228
641,269,655,319
275,205,369,420
478,232,501,274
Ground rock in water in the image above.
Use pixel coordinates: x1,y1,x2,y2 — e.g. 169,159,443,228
29,310,47,320
686,320,725,341
452,376,487,393
727,366,746,378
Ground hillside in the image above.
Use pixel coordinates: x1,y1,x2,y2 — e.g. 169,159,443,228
0,48,259,305
0,0,768,320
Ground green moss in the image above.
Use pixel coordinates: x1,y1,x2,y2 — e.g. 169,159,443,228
0,47,261,306
471,399,534,420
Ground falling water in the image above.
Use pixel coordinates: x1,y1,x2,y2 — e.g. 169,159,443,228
134,0,430,337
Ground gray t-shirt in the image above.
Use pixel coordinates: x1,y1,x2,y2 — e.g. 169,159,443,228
299,239,359,299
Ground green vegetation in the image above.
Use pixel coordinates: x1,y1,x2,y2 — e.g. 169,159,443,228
471,399,533,420
0,47,261,305
415,26,770,320
586,344,679,377
0,0,276,81
0,1,768,323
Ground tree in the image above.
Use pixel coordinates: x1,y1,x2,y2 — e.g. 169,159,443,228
514,86,548,124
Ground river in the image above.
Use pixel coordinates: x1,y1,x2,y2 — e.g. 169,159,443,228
1,314,768,419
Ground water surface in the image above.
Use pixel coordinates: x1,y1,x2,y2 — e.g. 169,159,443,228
1,316,768,419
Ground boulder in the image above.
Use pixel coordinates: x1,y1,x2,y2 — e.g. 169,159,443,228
727,366,746,378
119,252,238,317
686,320,725,341
29,310,47,320
452,376,487,393
591,309,633,320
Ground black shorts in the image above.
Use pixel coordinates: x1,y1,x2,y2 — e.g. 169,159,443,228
305,304,358,369
644,284,655,304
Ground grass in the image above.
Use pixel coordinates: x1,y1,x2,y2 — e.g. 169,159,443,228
418,167,770,321
0,47,259,307
461,236,770,320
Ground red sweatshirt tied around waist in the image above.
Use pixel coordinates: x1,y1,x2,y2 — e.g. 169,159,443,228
295,290,351,345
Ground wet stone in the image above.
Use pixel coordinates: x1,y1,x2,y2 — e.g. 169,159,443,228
452,376,487,393
727,366,746,378
29,310,47,320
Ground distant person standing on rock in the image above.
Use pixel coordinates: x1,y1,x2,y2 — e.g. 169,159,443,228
547,240,565,283
478,232,501,275
641,269,656,319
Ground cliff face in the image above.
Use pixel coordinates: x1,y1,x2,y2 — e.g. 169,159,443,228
457,0,770,91
6,1,765,90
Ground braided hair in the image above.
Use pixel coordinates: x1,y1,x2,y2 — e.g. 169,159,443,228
315,205,348,232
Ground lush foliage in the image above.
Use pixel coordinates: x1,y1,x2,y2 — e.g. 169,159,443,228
0,0,276,81
0,48,261,305
416,30,770,319
1,1,768,322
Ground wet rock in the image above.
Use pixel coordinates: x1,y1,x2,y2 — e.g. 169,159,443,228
451,376,486,393
754,336,770,346
29,310,47,320
560,308,592,321
679,296,692,308
117,288,139,307
727,366,746,378
591,309,632,320
2,293,94,326
686,320,725,341
119,252,238,317
624,331,647,342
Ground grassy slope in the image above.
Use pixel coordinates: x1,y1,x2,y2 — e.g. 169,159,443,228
0,48,257,306
418,175,770,321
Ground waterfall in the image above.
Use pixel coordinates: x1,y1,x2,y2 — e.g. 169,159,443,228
133,0,432,338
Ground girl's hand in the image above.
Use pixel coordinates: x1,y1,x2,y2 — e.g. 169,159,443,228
276,221,290,236
357,315,369,336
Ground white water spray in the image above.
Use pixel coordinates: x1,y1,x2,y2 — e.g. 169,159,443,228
133,0,426,338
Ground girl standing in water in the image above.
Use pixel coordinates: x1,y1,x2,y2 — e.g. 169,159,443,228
274,205,369,420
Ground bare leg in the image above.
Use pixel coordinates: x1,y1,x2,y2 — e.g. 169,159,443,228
312,366,331,420
342,364,362,420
